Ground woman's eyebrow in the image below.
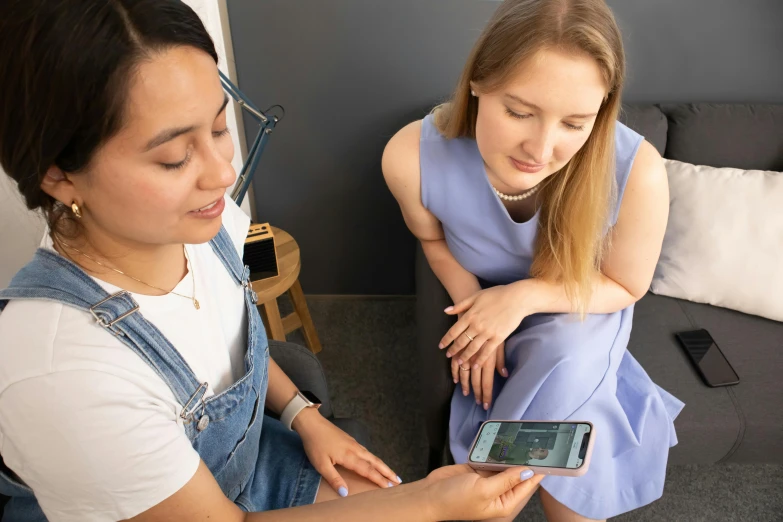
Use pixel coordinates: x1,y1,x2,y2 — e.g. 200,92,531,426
143,93,229,152
504,93,597,119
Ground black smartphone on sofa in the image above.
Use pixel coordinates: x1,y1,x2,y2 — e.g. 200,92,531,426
675,329,739,387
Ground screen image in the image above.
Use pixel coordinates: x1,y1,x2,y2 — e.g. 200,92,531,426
469,422,591,469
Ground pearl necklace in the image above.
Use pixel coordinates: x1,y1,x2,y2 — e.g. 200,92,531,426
492,184,541,202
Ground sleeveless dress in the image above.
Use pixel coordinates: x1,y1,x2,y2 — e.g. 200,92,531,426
419,114,684,520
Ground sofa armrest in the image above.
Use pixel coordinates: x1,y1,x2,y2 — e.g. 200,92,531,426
415,242,457,465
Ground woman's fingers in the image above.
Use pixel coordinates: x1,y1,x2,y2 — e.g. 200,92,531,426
481,357,495,410
471,364,482,406
459,359,471,397
439,309,476,353
458,333,490,365
496,342,508,378
442,318,473,357
451,357,461,384
355,446,401,485
473,338,504,368
342,453,392,489
318,459,350,497
481,467,542,512
443,294,477,316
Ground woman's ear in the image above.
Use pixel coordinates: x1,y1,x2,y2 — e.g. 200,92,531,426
40,165,78,206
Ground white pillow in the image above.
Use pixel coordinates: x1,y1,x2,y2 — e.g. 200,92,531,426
651,159,783,322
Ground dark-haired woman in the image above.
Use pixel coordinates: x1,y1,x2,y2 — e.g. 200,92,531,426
0,1,540,521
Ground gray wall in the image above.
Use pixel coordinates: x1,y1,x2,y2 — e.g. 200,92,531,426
227,0,783,295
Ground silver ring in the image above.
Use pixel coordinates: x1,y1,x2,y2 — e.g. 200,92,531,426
464,332,474,342
460,366,471,372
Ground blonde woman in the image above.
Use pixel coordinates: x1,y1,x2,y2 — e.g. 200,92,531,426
384,0,684,520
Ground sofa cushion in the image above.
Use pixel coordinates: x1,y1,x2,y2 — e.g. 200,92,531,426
651,159,783,322
628,293,741,465
620,104,668,155
677,299,783,463
661,104,783,171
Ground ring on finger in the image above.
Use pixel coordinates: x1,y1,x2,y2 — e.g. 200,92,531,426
463,332,474,342
459,365,470,372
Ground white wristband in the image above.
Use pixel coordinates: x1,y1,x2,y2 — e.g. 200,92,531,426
280,391,319,430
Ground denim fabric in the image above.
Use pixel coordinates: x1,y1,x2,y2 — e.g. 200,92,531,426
0,227,320,521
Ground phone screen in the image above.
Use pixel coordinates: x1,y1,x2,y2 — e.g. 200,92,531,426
676,329,739,386
469,421,591,469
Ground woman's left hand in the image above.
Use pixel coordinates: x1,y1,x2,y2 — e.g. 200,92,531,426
452,341,507,410
440,282,533,368
293,408,401,495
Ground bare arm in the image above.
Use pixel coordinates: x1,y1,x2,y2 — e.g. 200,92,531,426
126,461,434,522
517,140,669,315
382,120,481,305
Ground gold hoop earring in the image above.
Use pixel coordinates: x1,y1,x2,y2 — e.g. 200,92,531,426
71,202,82,219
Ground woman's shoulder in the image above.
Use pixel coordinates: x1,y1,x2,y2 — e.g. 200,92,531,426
0,298,68,389
382,119,424,191
0,297,173,400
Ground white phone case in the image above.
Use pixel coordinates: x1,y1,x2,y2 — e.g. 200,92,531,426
466,420,596,477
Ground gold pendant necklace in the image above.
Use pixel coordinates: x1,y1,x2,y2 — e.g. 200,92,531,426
59,242,200,310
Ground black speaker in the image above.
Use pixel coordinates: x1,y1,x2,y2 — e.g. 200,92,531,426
243,223,278,281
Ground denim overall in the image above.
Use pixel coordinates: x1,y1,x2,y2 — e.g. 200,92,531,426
0,227,320,521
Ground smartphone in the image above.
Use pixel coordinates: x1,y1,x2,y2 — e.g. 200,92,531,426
467,420,595,477
675,329,739,387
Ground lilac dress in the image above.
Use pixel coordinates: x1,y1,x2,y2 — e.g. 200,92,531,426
419,114,684,519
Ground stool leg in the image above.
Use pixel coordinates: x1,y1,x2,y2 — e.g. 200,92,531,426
262,299,286,341
288,279,322,354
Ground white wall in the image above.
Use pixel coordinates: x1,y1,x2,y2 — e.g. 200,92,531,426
0,175,46,287
184,0,252,217
0,1,246,287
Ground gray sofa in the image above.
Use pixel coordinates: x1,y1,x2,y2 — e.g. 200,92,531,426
416,103,783,470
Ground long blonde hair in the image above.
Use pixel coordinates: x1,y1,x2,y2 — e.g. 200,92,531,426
434,0,625,315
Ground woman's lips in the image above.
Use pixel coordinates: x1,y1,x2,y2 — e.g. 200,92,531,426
189,196,225,219
510,157,546,174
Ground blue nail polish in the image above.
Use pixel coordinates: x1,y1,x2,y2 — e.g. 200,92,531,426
520,470,534,480
396,475,403,483
388,481,394,487
338,486,348,497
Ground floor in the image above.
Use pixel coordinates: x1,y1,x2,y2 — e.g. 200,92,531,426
283,296,783,521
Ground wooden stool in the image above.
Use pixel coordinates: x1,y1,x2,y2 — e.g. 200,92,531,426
251,227,322,354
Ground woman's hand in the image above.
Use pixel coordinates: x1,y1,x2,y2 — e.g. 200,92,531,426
452,341,507,410
440,282,533,368
423,464,542,521
293,408,400,495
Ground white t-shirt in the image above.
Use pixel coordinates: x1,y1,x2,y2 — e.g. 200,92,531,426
0,196,251,521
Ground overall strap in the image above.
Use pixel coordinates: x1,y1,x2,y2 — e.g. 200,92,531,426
0,249,204,414
208,225,247,284
209,225,256,303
